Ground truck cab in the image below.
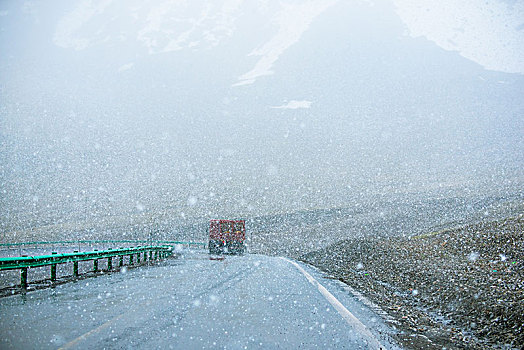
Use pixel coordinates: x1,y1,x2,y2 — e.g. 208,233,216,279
208,219,246,255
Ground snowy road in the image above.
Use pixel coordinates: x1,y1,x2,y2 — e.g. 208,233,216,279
0,251,399,349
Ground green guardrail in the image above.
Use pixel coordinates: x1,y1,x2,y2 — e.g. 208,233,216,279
0,240,206,248
0,245,173,290
154,241,206,248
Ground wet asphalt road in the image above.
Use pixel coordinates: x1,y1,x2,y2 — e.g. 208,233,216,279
0,250,400,349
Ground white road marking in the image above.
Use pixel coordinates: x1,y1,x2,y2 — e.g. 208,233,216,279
281,257,386,350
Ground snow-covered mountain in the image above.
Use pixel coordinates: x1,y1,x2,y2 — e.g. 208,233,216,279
1,0,523,237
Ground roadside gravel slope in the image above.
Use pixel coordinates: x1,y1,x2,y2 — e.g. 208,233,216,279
302,216,523,349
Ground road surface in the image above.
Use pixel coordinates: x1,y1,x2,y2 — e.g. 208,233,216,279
0,251,400,349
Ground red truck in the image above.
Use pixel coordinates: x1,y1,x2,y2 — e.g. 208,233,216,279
208,219,246,255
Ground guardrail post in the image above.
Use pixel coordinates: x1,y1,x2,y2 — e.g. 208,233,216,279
119,247,124,267
129,252,134,265
93,249,99,272
51,252,57,282
73,251,79,278
21,267,28,290
149,251,153,261
137,249,141,264
107,250,112,271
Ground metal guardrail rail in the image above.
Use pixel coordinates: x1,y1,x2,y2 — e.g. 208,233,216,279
0,240,207,248
0,245,173,290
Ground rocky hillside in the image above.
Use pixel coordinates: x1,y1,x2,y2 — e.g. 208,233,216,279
301,216,523,349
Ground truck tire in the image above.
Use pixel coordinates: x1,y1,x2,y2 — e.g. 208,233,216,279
208,240,216,254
